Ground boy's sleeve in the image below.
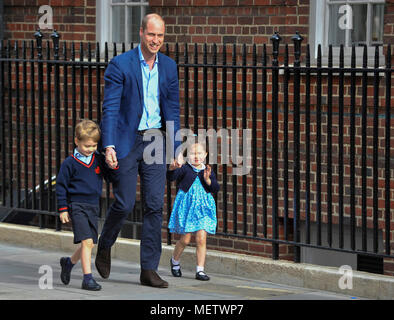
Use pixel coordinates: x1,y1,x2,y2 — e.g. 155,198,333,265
56,160,72,214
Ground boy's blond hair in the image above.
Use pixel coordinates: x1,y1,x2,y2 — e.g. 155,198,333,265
75,119,100,142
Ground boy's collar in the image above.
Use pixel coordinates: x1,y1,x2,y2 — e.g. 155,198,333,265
74,148,93,158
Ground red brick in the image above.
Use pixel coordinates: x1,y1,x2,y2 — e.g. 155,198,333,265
63,0,85,6
208,16,222,24
149,0,163,5
207,35,221,43
178,0,192,5
192,16,206,24
223,0,237,5
163,0,177,5
218,239,234,248
50,0,63,6
207,0,222,5
234,241,249,251
193,0,207,5
238,17,251,25
191,35,206,42
254,0,270,5
270,16,286,24
239,0,253,5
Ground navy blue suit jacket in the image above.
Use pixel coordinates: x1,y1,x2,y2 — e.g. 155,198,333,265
100,47,181,160
167,163,220,194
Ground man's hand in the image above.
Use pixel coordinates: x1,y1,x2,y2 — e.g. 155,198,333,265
203,165,212,186
105,147,118,169
176,152,184,166
169,159,182,171
60,211,70,224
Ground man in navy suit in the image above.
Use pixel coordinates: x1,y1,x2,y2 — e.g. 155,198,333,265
95,13,181,288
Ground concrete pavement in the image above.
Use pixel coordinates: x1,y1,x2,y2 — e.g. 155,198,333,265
0,242,361,300
0,222,393,300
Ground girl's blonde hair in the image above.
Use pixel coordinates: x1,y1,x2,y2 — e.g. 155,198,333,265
183,136,208,157
75,119,100,142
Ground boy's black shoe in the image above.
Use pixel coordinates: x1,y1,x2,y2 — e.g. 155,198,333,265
60,257,71,285
82,278,102,291
195,271,210,281
170,258,182,277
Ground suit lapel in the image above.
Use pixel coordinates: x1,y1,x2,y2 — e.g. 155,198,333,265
157,52,166,116
131,48,143,103
158,52,165,97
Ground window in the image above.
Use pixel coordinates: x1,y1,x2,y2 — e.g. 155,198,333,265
96,0,150,51
327,0,384,47
309,0,385,66
111,0,150,44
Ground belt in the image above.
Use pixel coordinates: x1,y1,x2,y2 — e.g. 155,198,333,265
137,128,164,136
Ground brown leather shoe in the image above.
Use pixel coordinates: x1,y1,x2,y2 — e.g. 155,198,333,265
95,246,111,279
140,269,169,288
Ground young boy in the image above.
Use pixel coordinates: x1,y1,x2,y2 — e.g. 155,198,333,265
56,119,113,291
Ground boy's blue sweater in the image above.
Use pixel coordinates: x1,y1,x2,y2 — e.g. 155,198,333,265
56,152,109,214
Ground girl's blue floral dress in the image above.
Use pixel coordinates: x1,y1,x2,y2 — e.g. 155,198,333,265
168,163,217,235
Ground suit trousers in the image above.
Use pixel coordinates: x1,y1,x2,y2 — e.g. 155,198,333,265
99,133,166,270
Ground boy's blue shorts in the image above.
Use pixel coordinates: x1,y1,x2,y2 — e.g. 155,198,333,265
69,202,99,244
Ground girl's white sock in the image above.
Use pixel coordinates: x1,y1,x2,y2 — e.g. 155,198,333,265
196,266,204,273
171,257,180,270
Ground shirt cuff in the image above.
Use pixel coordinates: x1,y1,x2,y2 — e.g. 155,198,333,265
58,207,68,213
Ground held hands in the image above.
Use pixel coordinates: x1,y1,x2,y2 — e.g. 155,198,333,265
169,152,185,171
105,147,118,169
203,165,212,186
59,211,70,224
169,159,182,171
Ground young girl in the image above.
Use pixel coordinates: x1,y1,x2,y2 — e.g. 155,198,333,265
167,141,220,281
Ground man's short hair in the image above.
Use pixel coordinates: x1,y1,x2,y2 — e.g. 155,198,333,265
141,13,165,31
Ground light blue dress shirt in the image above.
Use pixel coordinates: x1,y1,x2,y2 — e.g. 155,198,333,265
137,45,161,131
74,148,92,165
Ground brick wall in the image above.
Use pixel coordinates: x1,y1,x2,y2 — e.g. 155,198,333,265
152,0,309,46
3,0,96,44
1,0,394,275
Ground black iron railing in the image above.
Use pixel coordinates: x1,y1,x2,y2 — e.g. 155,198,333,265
0,30,392,265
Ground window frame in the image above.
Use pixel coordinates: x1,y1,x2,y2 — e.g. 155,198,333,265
96,0,149,54
309,0,385,66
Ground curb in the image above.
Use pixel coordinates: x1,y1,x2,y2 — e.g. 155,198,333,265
0,222,393,299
